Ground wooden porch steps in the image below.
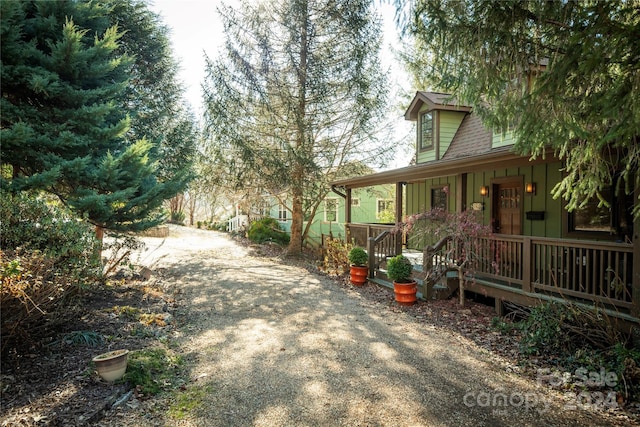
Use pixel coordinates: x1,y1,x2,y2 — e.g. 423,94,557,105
371,266,457,301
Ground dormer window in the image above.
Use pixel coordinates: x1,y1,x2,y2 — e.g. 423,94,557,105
420,111,433,150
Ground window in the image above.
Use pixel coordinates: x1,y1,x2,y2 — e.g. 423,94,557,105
325,198,338,222
258,200,270,216
377,199,394,220
420,111,433,150
568,185,633,239
351,198,360,207
278,203,287,222
431,186,448,210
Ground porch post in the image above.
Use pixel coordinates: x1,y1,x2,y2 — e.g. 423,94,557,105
633,187,640,318
367,236,375,279
396,181,404,253
345,188,352,224
395,182,404,223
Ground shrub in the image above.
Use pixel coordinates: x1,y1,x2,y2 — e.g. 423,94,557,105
515,301,640,400
519,302,625,356
348,247,368,266
169,210,185,225
0,191,101,354
101,234,145,277
323,237,350,275
0,191,100,274
387,254,413,283
247,218,290,245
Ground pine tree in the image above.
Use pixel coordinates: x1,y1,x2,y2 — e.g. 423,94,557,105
397,0,640,217
0,0,187,233
110,0,197,185
203,0,390,255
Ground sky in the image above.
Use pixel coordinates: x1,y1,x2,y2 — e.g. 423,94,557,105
149,0,225,114
148,0,415,168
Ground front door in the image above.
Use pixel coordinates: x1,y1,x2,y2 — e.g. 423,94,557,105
493,181,522,235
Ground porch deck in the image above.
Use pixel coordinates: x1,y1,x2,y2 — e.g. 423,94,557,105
346,223,638,326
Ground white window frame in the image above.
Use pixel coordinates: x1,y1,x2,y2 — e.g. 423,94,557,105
278,203,288,222
324,198,339,222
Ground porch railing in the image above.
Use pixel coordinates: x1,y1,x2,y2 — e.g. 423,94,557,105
346,222,634,313
345,223,401,278
444,234,634,312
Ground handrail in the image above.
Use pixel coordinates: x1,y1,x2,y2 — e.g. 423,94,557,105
422,235,454,286
367,230,390,278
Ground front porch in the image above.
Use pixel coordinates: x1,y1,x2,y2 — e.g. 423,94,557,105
347,223,638,327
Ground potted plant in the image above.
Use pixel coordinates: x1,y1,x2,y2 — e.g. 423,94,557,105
387,254,417,305
347,246,368,286
92,349,129,382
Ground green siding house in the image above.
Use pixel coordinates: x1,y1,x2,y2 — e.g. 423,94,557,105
331,91,639,326
229,185,395,247
305,185,395,247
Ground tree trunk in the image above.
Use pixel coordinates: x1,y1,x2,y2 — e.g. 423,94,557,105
95,225,105,259
287,190,304,256
458,266,465,307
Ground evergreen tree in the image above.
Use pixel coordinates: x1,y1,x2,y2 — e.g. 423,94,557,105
109,0,197,185
397,0,640,217
0,0,188,232
203,0,390,255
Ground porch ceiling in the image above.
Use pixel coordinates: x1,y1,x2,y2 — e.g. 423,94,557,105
332,147,554,189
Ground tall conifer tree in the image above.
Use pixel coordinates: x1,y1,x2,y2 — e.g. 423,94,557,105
397,0,639,217
204,0,390,255
1,0,190,233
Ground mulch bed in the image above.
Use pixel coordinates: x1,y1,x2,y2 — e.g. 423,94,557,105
0,276,177,427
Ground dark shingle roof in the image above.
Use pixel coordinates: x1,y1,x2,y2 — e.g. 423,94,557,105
404,91,471,120
441,113,493,160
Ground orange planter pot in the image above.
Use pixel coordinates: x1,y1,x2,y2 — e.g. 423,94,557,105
393,281,417,306
349,265,368,286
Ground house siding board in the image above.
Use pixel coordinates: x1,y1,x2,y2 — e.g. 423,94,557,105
493,130,516,148
438,111,466,160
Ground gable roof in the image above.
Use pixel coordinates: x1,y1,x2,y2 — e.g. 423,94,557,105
404,91,471,121
331,91,554,189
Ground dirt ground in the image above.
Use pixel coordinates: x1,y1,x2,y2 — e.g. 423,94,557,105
1,225,638,426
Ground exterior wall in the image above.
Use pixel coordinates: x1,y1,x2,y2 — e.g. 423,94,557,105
468,161,564,238
406,176,458,215
415,107,466,164
304,185,395,247
438,110,466,160
492,130,516,148
264,202,292,233
404,162,565,250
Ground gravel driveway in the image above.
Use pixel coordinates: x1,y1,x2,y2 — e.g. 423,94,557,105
100,226,633,426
